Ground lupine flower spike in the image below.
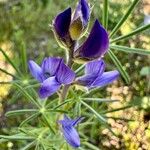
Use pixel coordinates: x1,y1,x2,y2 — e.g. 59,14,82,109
58,115,84,148
53,0,90,48
74,20,109,62
28,57,75,99
76,59,119,89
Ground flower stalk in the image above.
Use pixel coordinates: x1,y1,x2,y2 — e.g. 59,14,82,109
60,42,76,102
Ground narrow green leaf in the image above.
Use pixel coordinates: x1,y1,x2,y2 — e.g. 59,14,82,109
46,109,68,113
0,80,20,84
111,24,150,43
0,134,34,140
102,0,108,29
0,48,21,75
21,141,36,150
20,112,40,127
101,105,131,114
81,100,107,123
110,45,150,55
83,142,100,150
21,41,27,73
42,114,55,134
5,109,38,117
109,0,140,38
13,83,41,108
81,98,119,103
24,83,40,90
108,50,130,84
0,67,17,78
75,64,85,74
53,99,72,109
105,116,134,122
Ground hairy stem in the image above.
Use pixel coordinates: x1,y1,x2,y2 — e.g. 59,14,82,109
60,42,75,102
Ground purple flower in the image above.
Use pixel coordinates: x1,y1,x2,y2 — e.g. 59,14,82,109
59,115,84,148
74,20,109,61
28,57,75,99
76,59,119,89
53,0,90,44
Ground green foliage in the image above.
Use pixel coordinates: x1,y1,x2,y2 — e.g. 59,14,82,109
0,0,150,149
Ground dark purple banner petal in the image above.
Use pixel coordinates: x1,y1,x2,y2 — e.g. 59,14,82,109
54,8,71,38
75,19,109,59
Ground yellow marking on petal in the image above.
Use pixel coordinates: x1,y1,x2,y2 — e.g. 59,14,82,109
69,19,83,40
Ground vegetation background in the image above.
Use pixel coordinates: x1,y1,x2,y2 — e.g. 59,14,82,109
0,0,150,149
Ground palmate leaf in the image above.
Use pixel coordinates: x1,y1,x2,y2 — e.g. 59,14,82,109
109,0,140,38
111,24,150,43
108,50,130,84
110,45,150,55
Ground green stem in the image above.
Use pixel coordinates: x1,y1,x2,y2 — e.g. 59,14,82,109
59,42,75,102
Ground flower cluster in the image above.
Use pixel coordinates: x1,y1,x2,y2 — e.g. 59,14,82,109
28,0,119,148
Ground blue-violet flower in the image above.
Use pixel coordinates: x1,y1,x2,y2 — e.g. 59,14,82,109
59,115,84,148
53,0,90,47
28,57,75,99
76,59,119,89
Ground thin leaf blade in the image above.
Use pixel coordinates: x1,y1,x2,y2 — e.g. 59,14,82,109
108,50,130,84
110,45,150,55
109,0,140,38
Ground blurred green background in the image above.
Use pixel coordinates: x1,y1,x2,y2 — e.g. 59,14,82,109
0,0,150,149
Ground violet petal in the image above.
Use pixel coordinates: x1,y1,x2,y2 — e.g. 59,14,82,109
28,60,44,82
75,19,109,59
85,59,105,76
76,74,97,86
56,63,75,84
62,126,80,148
41,57,62,77
54,8,71,38
39,76,61,99
73,0,90,26
91,70,119,88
